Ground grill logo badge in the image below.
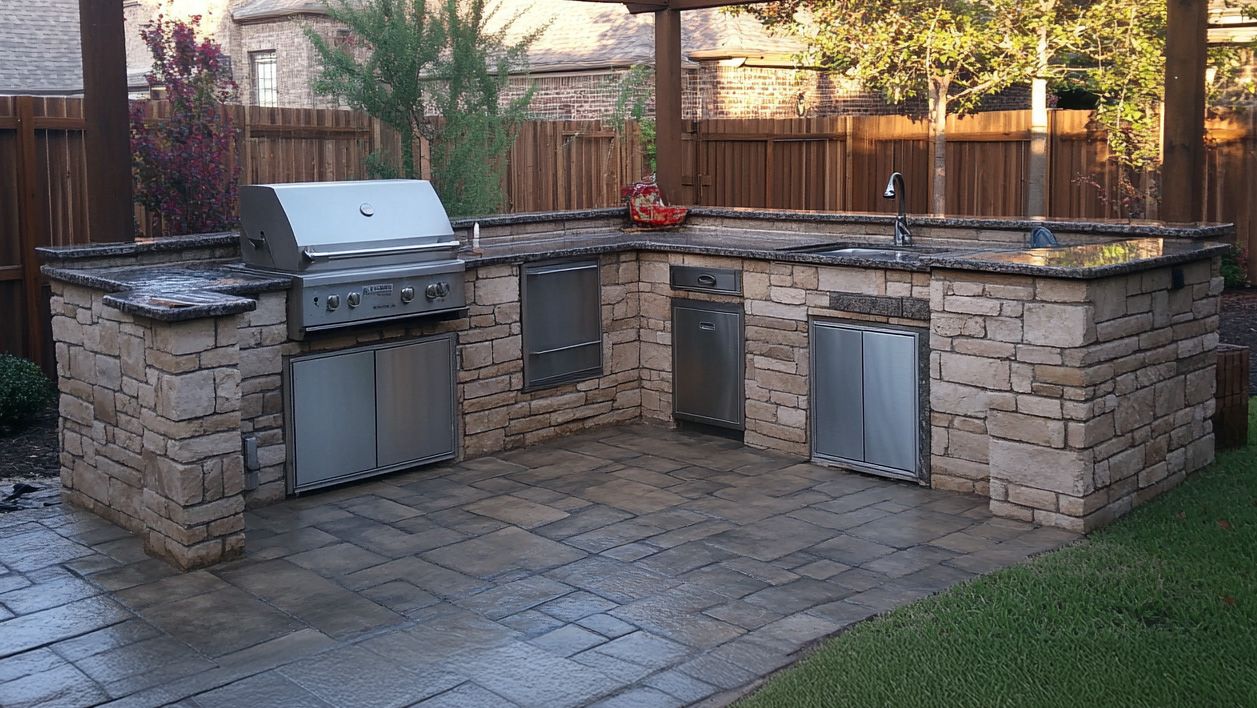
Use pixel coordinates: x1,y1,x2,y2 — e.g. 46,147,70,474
363,283,392,296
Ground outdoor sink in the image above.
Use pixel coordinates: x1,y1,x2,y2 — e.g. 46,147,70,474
779,241,984,262
816,246,921,261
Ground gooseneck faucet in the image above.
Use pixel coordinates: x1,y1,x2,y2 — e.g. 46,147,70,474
883,172,913,246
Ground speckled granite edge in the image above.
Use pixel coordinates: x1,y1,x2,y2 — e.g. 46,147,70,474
923,241,1232,279
451,207,626,228
37,232,240,261
101,291,257,322
686,206,1235,239
41,264,292,295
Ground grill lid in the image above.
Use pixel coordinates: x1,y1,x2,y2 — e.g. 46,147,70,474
238,180,458,272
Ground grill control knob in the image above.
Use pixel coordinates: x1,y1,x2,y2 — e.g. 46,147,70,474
347,292,361,308
425,283,446,300
400,287,415,303
326,294,340,311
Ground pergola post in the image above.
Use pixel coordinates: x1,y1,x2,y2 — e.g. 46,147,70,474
654,8,683,201
79,0,133,243
1161,0,1207,224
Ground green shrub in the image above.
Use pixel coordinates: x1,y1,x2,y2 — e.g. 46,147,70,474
1221,247,1248,290
0,354,54,432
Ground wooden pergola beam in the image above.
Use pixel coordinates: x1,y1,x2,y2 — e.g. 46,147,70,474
79,0,132,242
655,9,683,199
1162,0,1208,223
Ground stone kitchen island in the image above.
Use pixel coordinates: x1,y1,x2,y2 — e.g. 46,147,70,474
39,206,1229,569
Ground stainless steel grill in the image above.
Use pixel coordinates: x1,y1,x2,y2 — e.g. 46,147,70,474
238,180,466,339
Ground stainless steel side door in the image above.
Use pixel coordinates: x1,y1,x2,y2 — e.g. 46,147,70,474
522,260,603,389
672,302,744,428
811,322,865,462
861,330,918,474
375,337,456,468
290,349,377,489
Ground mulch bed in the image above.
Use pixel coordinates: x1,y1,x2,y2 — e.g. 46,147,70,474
1220,288,1257,395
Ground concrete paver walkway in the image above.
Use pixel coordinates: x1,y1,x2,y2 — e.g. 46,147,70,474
0,424,1076,707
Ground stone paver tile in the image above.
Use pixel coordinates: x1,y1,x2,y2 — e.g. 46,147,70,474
861,545,958,578
601,543,658,562
567,521,668,554
705,636,794,676
677,564,770,600
416,682,519,708
286,542,389,577
944,546,1035,574
136,587,304,658
844,583,932,612
90,537,150,565
241,526,341,560
589,686,682,708
318,519,465,558
341,556,488,598
247,505,355,534
0,529,95,572
86,559,180,592
570,648,655,683
338,496,424,523
825,567,892,594
636,541,733,577
529,624,608,657
0,661,107,708
788,505,889,531
716,558,800,586
191,670,333,708
771,550,822,570
795,559,851,580
537,590,618,622
280,644,463,708
60,554,123,578
805,599,879,627
358,604,519,665
576,613,638,639
588,631,691,670
545,557,680,604
704,517,835,563
610,467,683,489
423,527,587,579
1013,527,1081,553
100,652,219,700
49,619,162,662
897,563,976,593
113,570,232,611
456,576,573,620
808,534,898,566
811,486,898,514
562,439,645,463
218,560,404,639
0,648,64,684
747,612,844,650
501,447,608,475
447,455,530,482
534,505,635,541
675,652,758,691
644,520,735,549
847,510,975,549
720,472,815,498
643,668,718,704
393,483,496,515
0,595,132,659
742,577,855,615
464,495,570,529
471,477,532,495
0,566,100,614
610,594,744,648
580,479,688,515
928,530,1003,554
497,609,567,638
0,572,30,595
360,580,440,615
665,479,730,499
684,494,820,525
702,600,785,630
439,642,622,708
73,635,211,686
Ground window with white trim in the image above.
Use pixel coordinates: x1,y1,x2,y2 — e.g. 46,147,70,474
251,51,278,107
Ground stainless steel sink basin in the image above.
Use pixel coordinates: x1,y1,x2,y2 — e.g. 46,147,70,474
820,247,919,260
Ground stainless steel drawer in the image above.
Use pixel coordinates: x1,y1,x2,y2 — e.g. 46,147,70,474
670,265,742,295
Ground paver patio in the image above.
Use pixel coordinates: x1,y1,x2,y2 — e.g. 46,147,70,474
0,424,1076,707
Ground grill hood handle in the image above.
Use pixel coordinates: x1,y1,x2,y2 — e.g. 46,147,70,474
301,240,461,263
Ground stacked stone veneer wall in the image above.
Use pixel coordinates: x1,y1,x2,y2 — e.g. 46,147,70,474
51,283,246,570
928,260,1221,531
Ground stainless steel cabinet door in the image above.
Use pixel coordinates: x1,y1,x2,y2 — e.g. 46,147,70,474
523,260,603,388
290,350,377,489
673,304,743,428
861,330,918,473
375,337,456,468
811,323,865,462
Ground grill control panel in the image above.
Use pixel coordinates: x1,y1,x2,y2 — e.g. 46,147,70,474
291,264,466,339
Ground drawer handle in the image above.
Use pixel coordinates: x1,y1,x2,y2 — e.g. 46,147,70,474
699,322,716,330
531,340,602,355
696,274,718,286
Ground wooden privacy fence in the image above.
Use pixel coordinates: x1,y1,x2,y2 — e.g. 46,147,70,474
5,96,1257,373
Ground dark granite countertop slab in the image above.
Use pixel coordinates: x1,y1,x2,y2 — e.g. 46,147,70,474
36,232,239,261
923,238,1233,279
101,291,257,322
686,206,1234,239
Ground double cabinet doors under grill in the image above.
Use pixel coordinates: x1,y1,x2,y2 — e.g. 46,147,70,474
811,321,920,480
288,334,456,492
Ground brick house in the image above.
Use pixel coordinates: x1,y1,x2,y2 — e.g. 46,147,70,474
121,0,1023,119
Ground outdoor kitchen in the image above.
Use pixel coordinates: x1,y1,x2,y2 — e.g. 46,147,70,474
37,180,1228,571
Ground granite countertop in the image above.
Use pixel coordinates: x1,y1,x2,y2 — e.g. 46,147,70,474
35,231,239,262
923,238,1232,278
41,261,291,322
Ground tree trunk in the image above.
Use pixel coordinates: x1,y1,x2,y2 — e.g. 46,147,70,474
928,82,947,215
1027,27,1050,217
401,125,416,179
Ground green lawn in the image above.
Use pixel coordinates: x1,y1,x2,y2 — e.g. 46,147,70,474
742,406,1257,708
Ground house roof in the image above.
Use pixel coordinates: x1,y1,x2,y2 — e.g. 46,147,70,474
0,0,85,94
232,0,803,70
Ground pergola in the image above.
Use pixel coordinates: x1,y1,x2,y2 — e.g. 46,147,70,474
77,0,1210,243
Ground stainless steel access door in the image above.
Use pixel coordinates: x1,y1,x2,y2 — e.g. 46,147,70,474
673,301,744,429
861,330,918,473
290,349,377,488
522,259,603,389
376,337,456,468
811,323,865,462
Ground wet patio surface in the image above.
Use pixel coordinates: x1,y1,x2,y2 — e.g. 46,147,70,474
0,424,1077,707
